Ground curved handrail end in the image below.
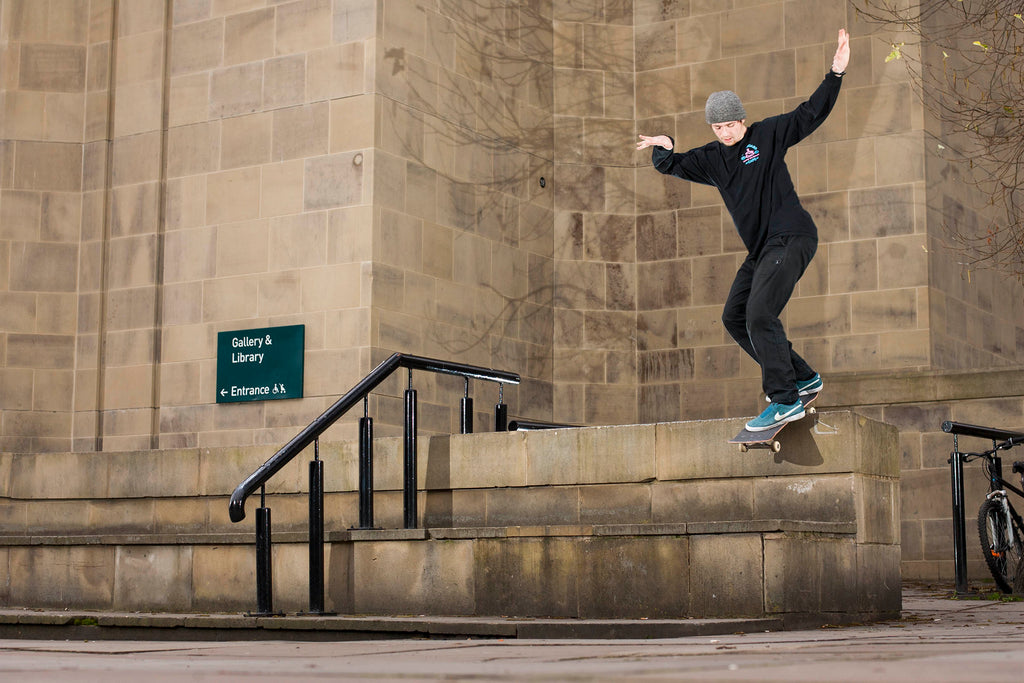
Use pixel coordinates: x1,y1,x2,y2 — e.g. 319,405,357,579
229,495,247,523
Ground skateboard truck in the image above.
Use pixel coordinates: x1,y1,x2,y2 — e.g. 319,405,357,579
740,439,780,453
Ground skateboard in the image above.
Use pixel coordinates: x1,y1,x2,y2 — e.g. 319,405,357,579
729,393,818,453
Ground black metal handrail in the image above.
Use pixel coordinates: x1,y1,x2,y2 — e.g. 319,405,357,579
229,352,519,523
942,421,1024,443
508,419,580,431
227,352,519,615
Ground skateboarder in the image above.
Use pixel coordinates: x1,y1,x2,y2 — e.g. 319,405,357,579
637,29,850,432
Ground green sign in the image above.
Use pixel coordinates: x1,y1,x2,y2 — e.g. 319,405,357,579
216,325,304,403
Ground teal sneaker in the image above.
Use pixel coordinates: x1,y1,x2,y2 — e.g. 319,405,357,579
765,374,823,403
745,400,805,432
796,373,822,396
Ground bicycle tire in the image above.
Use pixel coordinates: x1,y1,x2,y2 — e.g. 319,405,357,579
977,497,1024,594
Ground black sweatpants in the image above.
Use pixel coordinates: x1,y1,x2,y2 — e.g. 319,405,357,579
722,234,817,405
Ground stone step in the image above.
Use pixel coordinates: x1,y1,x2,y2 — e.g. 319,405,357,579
0,606,793,640
0,411,896,534
0,521,892,618
0,411,901,622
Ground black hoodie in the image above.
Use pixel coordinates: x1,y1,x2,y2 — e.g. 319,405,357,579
651,71,844,260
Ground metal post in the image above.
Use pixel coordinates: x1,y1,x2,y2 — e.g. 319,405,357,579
358,396,374,529
460,377,473,434
949,434,969,595
255,486,273,614
308,441,324,614
404,371,418,529
494,382,507,432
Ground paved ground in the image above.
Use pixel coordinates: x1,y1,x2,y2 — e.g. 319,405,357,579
0,585,1022,681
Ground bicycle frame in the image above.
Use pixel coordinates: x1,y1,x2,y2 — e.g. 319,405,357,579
981,454,1024,499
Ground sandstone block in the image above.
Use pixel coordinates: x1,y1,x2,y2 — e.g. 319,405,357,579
9,545,114,609
483,486,580,527
579,483,652,525
449,431,527,489
653,478,754,524
764,534,856,613
689,533,763,617
13,141,82,191
344,538,474,615
577,535,690,618
192,544,254,611
304,151,365,210
209,62,262,118
473,536,579,617
114,546,193,612
171,18,224,76
223,7,274,66
19,43,86,92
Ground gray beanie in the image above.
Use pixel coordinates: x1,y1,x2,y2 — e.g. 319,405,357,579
705,90,746,124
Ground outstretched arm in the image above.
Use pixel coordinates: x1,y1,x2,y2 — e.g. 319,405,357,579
773,29,849,146
635,135,715,185
832,28,850,73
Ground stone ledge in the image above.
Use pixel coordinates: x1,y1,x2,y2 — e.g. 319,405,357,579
0,520,858,548
0,533,278,546
1,411,897,502
686,519,857,535
365,520,856,540
822,367,1024,407
335,528,428,542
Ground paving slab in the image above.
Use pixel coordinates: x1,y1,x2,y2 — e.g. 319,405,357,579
0,584,1021,681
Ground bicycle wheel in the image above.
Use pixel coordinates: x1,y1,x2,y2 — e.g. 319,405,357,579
1013,513,1024,594
977,498,1024,594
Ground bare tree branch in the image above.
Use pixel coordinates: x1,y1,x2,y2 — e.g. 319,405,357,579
854,0,1024,278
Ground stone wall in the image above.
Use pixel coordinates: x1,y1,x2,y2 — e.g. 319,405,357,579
916,3,1024,371
1,0,95,453
365,0,556,434
153,0,377,449
1,0,557,451
550,1,639,426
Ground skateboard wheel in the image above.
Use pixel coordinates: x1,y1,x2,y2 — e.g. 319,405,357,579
771,441,781,453
808,406,816,414
739,444,748,453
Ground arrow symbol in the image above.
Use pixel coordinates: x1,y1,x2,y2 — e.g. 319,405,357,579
220,389,227,396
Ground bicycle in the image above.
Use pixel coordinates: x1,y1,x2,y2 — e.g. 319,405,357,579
961,436,1024,594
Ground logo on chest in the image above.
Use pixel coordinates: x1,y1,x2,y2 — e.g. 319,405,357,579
740,144,760,165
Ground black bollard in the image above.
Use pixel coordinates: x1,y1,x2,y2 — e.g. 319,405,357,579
308,453,324,614
404,385,418,529
358,414,374,529
255,503,273,615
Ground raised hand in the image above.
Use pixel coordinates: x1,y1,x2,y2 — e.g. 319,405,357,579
636,134,673,151
832,28,850,73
